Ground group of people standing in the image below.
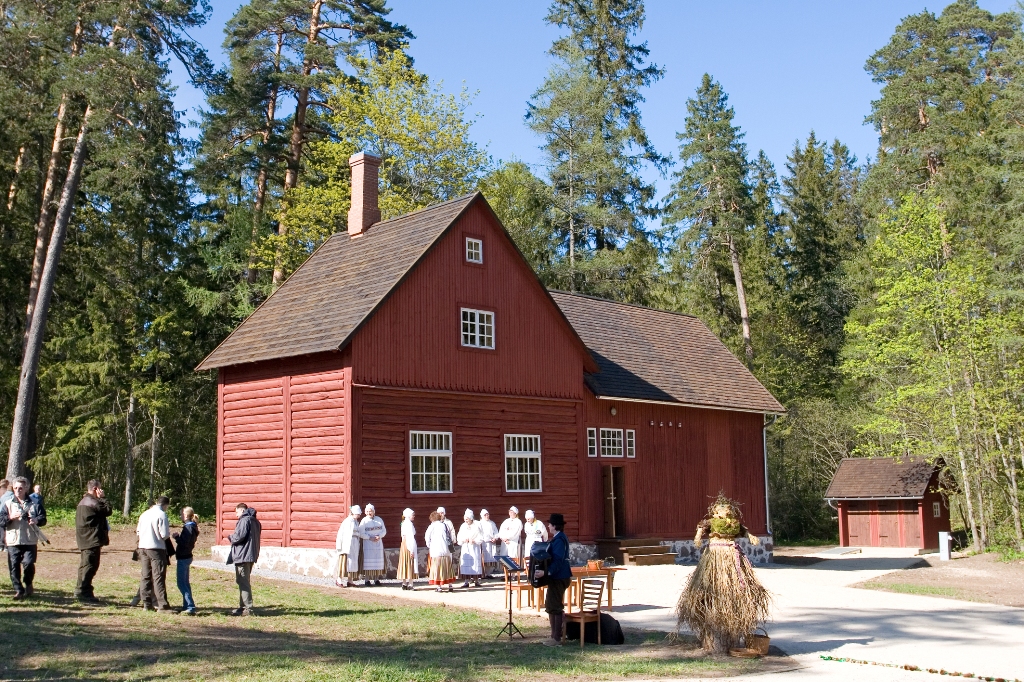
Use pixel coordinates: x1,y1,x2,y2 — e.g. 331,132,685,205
334,505,553,594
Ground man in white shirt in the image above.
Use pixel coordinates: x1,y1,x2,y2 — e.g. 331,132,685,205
136,496,171,611
498,506,524,561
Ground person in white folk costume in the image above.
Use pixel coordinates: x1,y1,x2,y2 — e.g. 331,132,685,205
498,506,524,561
437,507,456,543
396,508,418,590
479,509,500,578
457,509,484,588
359,504,387,585
425,510,457,592
335,505,364,588
522,509,548,560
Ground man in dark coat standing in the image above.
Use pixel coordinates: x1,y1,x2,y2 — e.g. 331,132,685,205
226,503,261,616
74,480,112,603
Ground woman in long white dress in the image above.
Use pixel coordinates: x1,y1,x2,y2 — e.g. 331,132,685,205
498,506,523,561
424,511,456,592
457,509,483,588
359,503,387,585
479,509,499,578
335,505,364,587
397,508,418,590
522,509,549,560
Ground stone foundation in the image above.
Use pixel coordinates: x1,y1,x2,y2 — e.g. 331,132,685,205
211,542,601,579
660,535,773,565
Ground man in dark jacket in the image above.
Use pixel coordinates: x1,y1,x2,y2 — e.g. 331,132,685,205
537,513,573,647
74,480,112,603
226,503,261,616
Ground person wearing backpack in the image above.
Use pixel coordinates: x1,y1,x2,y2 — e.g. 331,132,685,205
0,476,47,599
74,479,112,603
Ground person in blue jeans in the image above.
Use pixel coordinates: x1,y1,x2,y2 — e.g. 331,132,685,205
172,507,199,615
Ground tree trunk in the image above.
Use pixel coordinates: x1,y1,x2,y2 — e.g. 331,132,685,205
726,234,754,366
273,1,323,286
148,412,160,507
123,393,137,516
6,144,26,210
7,108,91,480
247,31,283,285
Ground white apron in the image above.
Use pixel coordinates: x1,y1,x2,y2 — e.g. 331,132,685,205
400,519,417,558
498,517,523,560
523,519,548,559
479,519,499,564
457,521,483,576
335,516,362,573
359,516,387,572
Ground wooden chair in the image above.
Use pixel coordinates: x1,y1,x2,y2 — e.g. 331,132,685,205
563,579,604,648
502,563,533,609
535,580,577,613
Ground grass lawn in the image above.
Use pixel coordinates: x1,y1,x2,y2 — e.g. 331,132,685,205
0,529,771,681
860,582,965,599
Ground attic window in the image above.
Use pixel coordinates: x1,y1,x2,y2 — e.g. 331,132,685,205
461,308,494,349
933,501,941,518
466,237,483,263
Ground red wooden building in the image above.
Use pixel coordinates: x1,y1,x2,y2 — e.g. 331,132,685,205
826,457,950,550
197,153,785,565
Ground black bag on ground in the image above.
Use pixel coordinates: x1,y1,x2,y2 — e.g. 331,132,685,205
564,613,625,645
528,541,551,587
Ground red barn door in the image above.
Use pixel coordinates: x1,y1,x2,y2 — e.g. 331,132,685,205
877,501,900,547
847,501,871,546
901,501,922,548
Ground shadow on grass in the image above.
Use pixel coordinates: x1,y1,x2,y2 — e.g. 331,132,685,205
0,589,730,682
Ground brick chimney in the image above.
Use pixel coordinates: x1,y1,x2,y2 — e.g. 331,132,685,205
348,152,381,236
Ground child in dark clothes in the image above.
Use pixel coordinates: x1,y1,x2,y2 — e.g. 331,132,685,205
172,507,199,614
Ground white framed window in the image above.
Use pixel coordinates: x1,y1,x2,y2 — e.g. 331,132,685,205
626,429,636,458
465,237,483,263
600,428,624,458
461,308,494,348
505,434,542,492
587,428,597,457
932,501,941,518
410,431,452,493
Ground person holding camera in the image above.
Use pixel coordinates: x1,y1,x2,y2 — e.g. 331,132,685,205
536,513,572,647
74,479,112,603
0,476,47,599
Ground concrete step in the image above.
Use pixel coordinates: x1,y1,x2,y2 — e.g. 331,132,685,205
627,553,677,566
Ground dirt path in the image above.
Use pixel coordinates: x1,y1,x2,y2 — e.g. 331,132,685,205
857,552,1024,607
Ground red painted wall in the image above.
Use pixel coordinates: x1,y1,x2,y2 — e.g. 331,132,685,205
351,201,588,400
836,472,950,549
579,396,768,542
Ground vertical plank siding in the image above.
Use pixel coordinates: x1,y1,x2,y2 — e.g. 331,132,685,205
579,397,768,542
351,202,586,399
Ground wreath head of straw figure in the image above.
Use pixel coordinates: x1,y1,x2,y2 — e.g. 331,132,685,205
707,493,743,538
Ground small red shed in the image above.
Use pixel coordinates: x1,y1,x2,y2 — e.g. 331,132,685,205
826,457,950,550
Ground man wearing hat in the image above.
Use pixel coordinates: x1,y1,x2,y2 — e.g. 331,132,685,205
335,505,364,587
537,513,572,647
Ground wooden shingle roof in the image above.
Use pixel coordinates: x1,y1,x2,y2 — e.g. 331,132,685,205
549,291,785,414
825,457,940,500
197,194,477,370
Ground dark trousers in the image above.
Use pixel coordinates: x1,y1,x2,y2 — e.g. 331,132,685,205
544,577,572,614
139,548,169,608
234,562,253,610
8,544,37,594
76,547,102,597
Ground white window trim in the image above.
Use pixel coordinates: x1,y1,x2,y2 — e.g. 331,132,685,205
626,429,636,458
587,428,597,457
504,434,542,492
465,237,483,264
409,430,453,494
461,307,495,349
932,501,941,518
600,428,624,458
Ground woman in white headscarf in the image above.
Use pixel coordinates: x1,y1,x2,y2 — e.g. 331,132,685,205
359,503,387,585
498,506,523,560
457,509,483,588
479,509,499,578
397,508,418,590
425,510,456,592
522,509,548,560
335,505,364,587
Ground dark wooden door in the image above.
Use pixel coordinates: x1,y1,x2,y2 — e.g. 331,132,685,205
847,501,870,546
602,466,626,538
877,501,900,547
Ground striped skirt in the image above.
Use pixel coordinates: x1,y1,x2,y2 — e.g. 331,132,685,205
427,555,457,585
397,540,418,580
337,554,359,581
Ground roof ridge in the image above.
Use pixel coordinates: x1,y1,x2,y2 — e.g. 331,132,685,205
547,289,702,321
368,192,479,229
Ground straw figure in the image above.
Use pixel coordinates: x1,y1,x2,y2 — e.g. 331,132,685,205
675,494,771,652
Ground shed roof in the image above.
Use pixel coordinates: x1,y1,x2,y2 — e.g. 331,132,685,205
549,291,785,414
825,457,940,500
197,194,478,370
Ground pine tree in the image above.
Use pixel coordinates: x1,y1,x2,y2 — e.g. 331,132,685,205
663,74,754,364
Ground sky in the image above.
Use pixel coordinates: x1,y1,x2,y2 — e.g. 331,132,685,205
169,0,1019,200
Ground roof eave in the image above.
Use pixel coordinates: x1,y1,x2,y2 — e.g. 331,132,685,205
593,393,786,416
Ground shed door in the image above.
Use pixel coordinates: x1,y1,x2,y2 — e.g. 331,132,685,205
877,501,900,547
602,466,626,538
847,501,870,546
901,501,921,548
